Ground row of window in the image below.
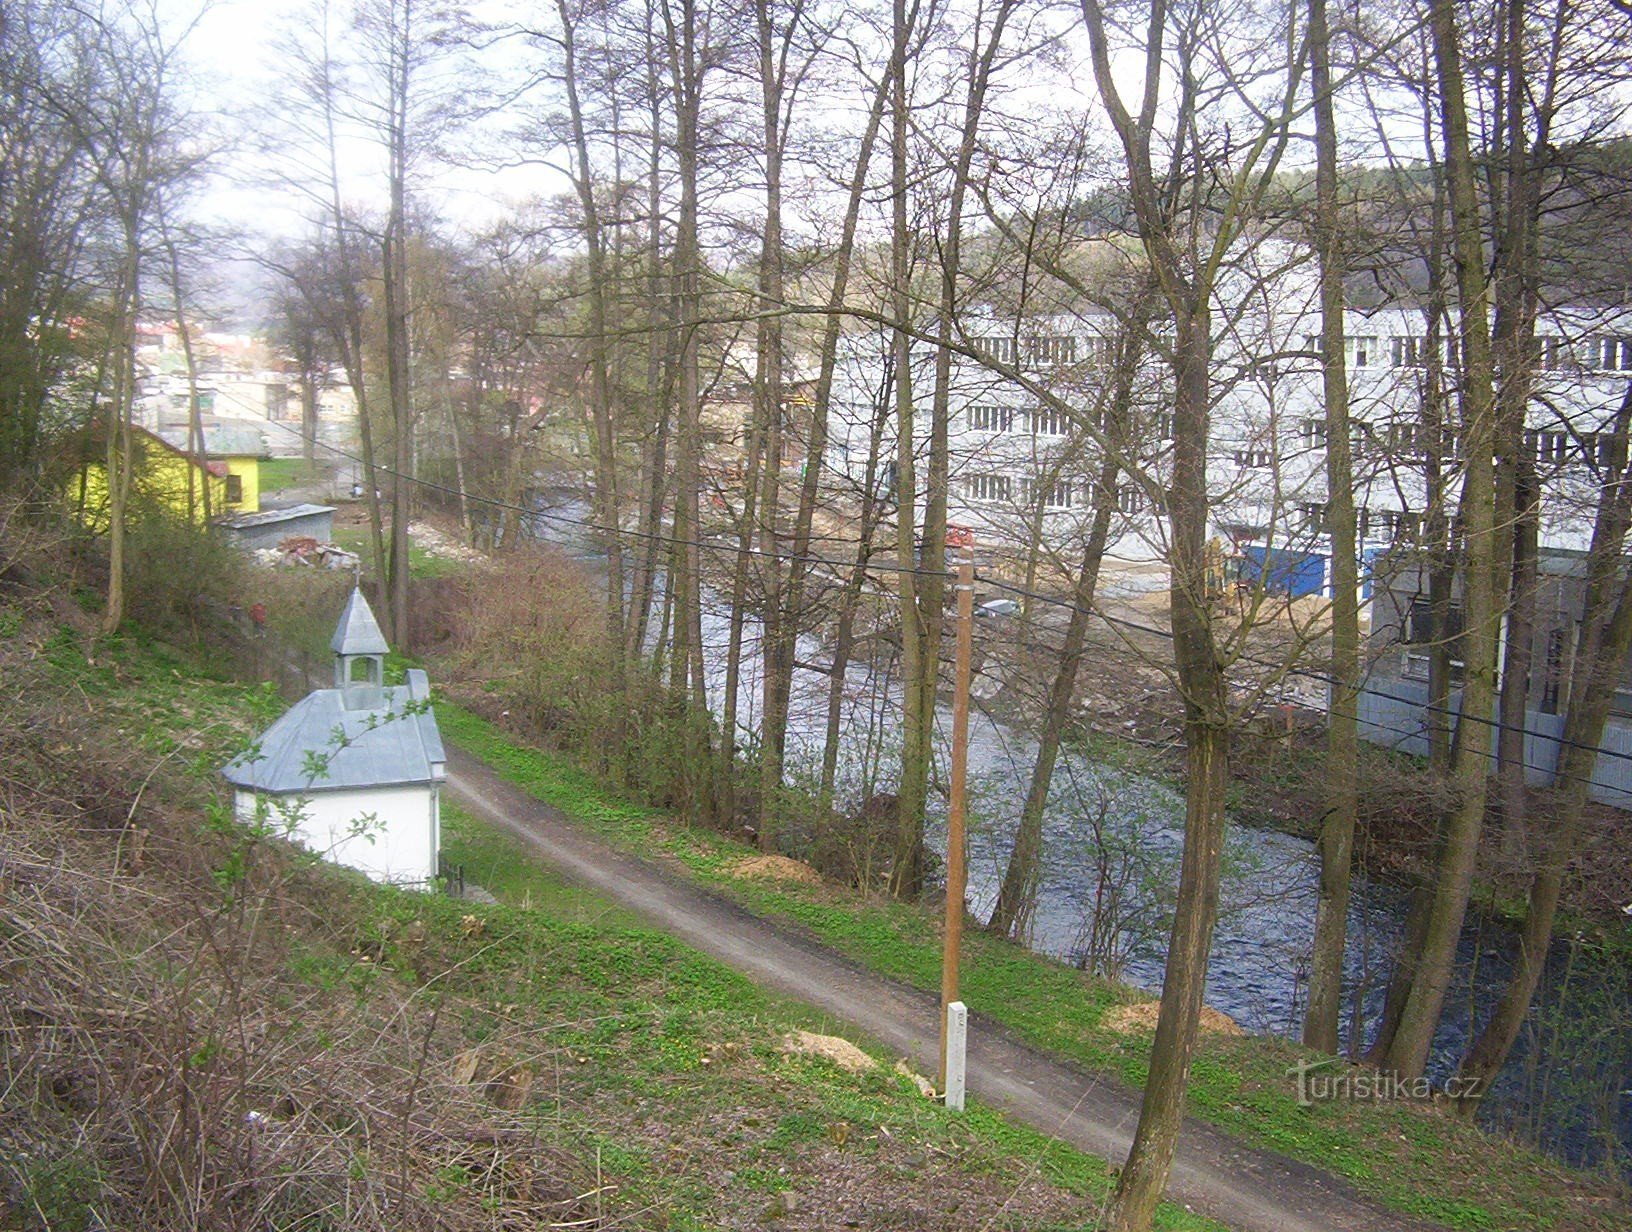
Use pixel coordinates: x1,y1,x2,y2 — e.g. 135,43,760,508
966,405,1175,440
1298,418,1624,467
1301,418,1440,455
1302,333,1632,374
1297,501,1422,542
1538,335,1632,373
1526,428,1621,468
968,333,1175,367
967,405,1071,436
963,474,1148,512
970,336,1081,366
968,329,1632,378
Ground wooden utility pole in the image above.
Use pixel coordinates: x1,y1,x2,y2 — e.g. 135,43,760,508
939,530,974,1097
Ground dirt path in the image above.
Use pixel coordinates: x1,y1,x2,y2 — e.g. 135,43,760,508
447,746,1445,1232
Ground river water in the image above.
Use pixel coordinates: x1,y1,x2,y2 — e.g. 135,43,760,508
531,500,1630,1175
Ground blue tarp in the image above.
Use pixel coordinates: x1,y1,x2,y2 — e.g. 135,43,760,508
1241,546,1326,597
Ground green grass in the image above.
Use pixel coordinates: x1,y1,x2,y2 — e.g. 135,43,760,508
332,525,463,579
258,457,324,491
431,792,1223,1231
434,701,1630,1232
15,623,1232,1231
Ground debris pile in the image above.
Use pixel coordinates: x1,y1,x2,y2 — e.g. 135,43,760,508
252,535,360,570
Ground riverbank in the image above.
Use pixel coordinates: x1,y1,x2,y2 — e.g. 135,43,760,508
433,694,1630,1232
966,594,1632,947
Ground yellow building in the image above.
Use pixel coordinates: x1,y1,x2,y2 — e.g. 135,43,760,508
70,425,260,530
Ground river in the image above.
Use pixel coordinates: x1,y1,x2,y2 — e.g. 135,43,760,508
529,498,1631,1176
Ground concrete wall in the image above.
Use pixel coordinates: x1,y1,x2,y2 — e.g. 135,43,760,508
1357,676,1632,809
236,783,440,887
219,507,334,552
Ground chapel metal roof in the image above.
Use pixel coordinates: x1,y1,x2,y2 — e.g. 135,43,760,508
221,669,444,795
330,587,390,657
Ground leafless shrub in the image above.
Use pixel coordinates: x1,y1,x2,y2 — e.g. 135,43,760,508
435,542,703,811
0,618,599,1231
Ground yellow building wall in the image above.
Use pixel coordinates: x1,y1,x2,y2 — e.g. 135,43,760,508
224,456,259,513
70,436,260,529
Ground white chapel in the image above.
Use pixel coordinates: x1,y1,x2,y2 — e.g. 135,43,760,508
222,588,446,887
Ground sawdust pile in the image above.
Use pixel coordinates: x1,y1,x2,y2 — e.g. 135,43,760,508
781,1030,878,1073
729,854,825,884
1101,1001,1244,1036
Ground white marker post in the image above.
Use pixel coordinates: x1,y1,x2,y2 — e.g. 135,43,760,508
939,534,974,1110
944,1000,968,1112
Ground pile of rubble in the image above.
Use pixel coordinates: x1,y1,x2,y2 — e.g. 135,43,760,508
408,520,485,563
253,536,361,570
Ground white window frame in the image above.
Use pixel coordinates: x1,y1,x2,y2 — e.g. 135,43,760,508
965,473,1012,503
968,404,1013,433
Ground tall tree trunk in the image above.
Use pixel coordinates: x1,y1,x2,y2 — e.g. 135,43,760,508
162,227,211,524
887,0,926,898
720,412,767,829
383,224,413,650
1384,0,1504,1081
896,0,1014,900
1363,881,1432,1063
821,392,891,813
447,389,469,536
987,455,1117,939
301,374,319,469
662,0,713,823
988,317,1146,940
1302,0,1360,1055
1419,141,1457,778
1491,0,1548,859
382,1,413,651
560,0,630,775
1455,382,1632,1104
765,67,889,813
1108,320,1233,1232
753,0,795,847
1079,1,1301,1223
101,235,140,639
624,23,672,666
315,9,390,627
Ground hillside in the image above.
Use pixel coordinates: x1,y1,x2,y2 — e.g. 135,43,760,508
0,582,1215,1229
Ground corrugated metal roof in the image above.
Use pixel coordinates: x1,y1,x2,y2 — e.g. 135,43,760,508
221,679,445,794
330,587,390,656
214,503,334,530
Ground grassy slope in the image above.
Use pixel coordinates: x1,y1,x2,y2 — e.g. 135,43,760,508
437,702,1631,1232
258,457,324,493
0,614,1219,1232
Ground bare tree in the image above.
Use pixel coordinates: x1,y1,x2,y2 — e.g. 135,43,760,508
1380,0,1503,1082
1076,2,1304,1225
71,1,209,636
1301,0,1361,1056
0,0,102,490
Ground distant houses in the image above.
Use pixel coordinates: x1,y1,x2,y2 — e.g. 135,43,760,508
132,319,359,459
821,247,1632,803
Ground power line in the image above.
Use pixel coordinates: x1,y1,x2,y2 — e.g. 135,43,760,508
974,570,1632,783
244,415,956,582
242,417,1632,789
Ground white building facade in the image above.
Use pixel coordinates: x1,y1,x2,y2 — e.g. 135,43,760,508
825,265,1632,596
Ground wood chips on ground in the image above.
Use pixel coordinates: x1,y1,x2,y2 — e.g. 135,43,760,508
780,1030,877,1074
1102,1001,1243,1036
728,854,825,884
